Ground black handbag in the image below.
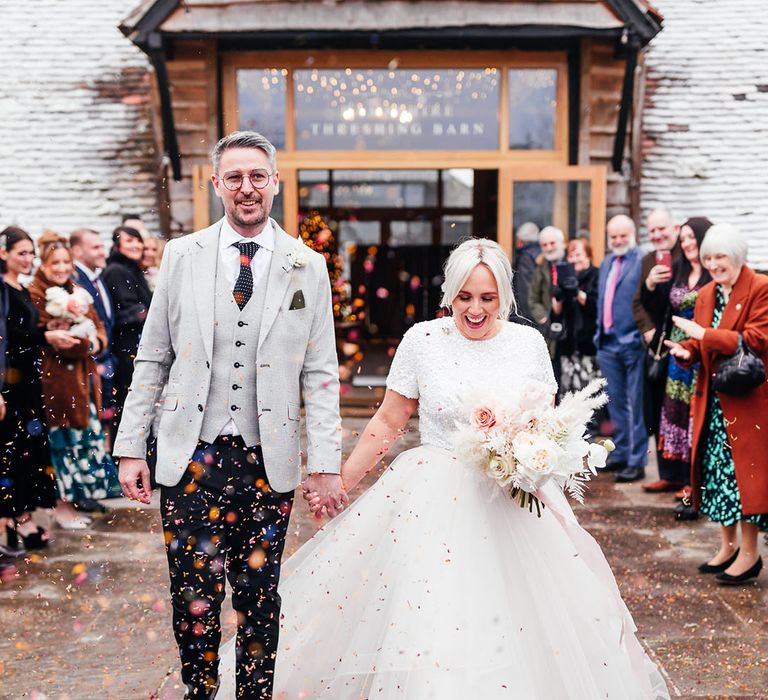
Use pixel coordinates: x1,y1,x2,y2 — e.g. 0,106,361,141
645,308,672,384
713,335,766,395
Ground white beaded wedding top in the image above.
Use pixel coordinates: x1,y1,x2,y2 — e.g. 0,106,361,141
386,317,557,451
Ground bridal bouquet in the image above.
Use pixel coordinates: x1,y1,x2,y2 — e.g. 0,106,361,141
453,378,612,514
45,286,98,347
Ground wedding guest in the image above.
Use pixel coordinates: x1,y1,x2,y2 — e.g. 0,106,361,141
550,238,600,398
595,215,647,482
29,232,121,529
70,228,116,449
640,218,712,510
669,223,768,584
633,208,681,446
140,234,161,290
528,226,566,338
512,221,540,322
0,227,72,547
101,225,151,432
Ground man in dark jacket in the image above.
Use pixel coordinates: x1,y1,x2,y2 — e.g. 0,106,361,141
631,209,682,492
512,221,539,322
70,229,115,422
528,226,566,354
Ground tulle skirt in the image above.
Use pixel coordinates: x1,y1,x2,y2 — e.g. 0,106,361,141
219,445,669,699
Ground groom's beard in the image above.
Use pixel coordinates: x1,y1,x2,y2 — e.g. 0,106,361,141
230,197,269,228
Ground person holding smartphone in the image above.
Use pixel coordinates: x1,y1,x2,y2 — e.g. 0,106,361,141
640,218,712,516
550,239,601,406
631,209,681,485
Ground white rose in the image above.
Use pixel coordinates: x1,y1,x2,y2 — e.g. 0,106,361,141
511,431,562,490
586,442,609,472
44,286,70,318
486,452,515,487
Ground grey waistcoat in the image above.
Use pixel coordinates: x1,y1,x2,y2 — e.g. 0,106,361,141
199,250,267,446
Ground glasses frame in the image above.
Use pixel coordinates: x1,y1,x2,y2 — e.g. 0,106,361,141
219,169,275,191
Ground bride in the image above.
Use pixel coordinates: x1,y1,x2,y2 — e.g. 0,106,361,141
219,238,669,699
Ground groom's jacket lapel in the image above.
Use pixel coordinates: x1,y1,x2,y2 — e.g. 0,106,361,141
191,220,222,362
258,224,295,352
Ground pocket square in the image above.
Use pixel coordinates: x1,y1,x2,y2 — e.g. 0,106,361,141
289,289,306,310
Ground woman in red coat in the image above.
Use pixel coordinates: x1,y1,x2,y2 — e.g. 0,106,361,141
668,223,768,584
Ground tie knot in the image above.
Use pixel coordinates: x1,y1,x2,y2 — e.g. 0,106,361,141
237,240,260,261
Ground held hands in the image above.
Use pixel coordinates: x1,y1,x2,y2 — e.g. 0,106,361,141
118,457,153,505
645,264,673,291
301,473,349,520
0,395,5,422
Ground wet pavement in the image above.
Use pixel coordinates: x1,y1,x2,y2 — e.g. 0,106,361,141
1,420,766,699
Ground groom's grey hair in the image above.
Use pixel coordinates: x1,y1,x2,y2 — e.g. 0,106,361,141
211,131,277,174
440,238,516,320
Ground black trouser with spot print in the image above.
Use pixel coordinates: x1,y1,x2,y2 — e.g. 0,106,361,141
161,436,294,699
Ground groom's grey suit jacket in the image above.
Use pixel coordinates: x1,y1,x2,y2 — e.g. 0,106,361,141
112,218,342,492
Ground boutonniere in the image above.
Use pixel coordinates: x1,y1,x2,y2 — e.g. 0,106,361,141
284,247,307,272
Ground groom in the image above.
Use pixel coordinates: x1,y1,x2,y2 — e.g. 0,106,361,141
114,131,346,699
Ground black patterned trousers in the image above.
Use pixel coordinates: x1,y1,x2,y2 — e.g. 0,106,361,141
161,436,294,698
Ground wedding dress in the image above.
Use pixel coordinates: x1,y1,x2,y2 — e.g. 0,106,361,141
219,317,670,699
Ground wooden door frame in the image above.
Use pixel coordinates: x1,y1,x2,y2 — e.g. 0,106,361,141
199,51,605,259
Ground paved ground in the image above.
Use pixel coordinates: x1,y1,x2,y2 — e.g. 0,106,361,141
1,420,766,699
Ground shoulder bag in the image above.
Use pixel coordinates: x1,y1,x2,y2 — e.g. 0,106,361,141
713,334,766,395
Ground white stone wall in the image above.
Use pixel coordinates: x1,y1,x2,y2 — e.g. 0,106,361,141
642,0,768,268
0,0,159,243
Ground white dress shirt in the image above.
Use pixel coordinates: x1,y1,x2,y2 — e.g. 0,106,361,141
217,217,275,437
218,217,275,287
75,260,112,319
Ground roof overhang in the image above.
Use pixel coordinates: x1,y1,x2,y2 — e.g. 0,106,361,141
121,1,662,181
121,0,663,50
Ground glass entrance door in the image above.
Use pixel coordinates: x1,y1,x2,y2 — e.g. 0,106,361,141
299,168,497,340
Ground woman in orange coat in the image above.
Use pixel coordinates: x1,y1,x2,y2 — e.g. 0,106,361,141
668,223,768,584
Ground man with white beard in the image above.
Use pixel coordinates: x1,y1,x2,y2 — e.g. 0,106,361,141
594,215,647,483
527,226,566,368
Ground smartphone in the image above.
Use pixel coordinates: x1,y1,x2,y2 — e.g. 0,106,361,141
655,250,672,271
554,261,577,286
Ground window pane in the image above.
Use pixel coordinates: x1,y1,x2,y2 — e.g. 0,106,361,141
237,69,287,149
333,170,438,208
442,169,474,208
442,215,473,245
512,180,591,238
294,68,499,150
338,220,382,247
298,170,330,208
508,69,557,150
390,221,432,247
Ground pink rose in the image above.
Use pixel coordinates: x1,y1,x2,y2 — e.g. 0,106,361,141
66,297,84,317
471,406,496,431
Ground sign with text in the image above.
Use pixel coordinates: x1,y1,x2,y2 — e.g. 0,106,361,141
294,68,500,151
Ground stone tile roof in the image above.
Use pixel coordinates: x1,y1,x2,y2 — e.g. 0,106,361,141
641,0,768,267
0,0,160,242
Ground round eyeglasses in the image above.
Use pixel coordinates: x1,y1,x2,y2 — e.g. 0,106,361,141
220,169,273,191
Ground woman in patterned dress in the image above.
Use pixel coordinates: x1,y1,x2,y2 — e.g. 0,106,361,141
668,223,768,584
28,232,121,529
641,218,712,512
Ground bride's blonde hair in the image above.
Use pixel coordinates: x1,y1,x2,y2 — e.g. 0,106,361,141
440,238,515,320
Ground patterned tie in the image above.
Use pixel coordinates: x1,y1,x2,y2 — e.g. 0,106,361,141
233,240,260,309
602,255,623,331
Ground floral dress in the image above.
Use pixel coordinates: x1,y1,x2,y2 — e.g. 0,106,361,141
657,284,701,463
699,285,768,528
